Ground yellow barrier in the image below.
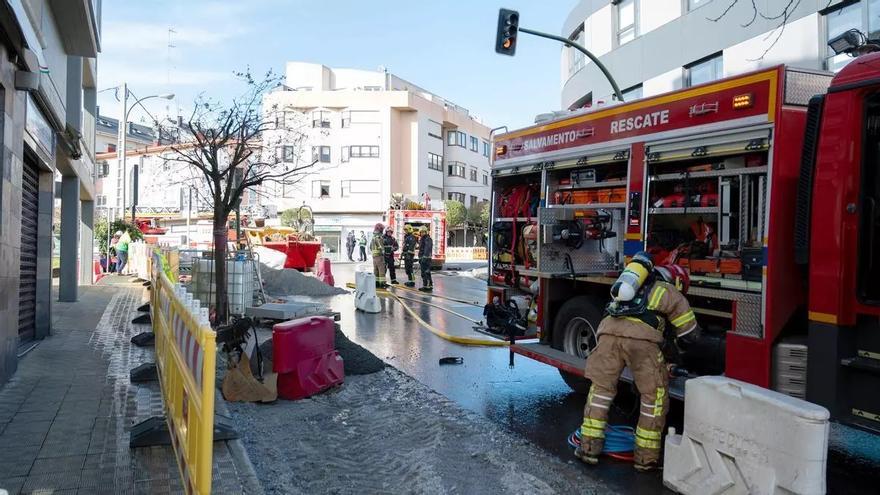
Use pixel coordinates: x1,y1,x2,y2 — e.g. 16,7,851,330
151,251,218,494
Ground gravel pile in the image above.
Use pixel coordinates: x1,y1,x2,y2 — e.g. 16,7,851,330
256,323,385,376
259,262,348,297
227,367,608,494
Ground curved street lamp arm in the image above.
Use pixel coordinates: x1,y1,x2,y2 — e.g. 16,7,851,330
519,27,625,103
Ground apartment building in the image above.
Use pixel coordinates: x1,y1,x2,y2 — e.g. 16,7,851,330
262,62,492,258
95,112,155,153
561,0,856,110
0,0,102,384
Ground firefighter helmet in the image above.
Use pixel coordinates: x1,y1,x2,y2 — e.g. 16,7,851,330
655,264,690,294
419,225,429,234
374,223,384,233
385,226,393,233
404,224,413,234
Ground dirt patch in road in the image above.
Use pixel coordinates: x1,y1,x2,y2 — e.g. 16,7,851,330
227,367,612,494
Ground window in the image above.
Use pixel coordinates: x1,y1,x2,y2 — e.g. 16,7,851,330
825,2,865,71
341,111,351,128
482,141,490,157
428,119,443,140
96,195,106,206
469,136,479,152
482,173,489,186
448,192,465,202
347,145,379,158
568,25,586,76
428,152,443,171
619,84,643,101
312,146,331,163
312,180,331,198
447,162,466,178
469,168,478,182
470,195,479,207
447,130,466,147
275,111,286,129
685,53,723,87
311,110,330,128
688,0,710,11
97,162,110,177
617,0,637,45
278,145,296,162
341,180,380,197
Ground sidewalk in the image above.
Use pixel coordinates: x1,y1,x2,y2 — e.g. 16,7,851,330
0,277,260,494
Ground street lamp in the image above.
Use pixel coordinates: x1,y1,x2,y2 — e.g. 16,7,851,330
117,83,174,222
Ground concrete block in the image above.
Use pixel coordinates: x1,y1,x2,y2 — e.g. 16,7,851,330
663,376,829,495
354,269,380,313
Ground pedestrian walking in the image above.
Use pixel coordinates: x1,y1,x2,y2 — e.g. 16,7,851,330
115,230,132,274
358,231,368,262
383,226,400,284
108,234,119,273
575,253,699,472
401,224,417,287
417,226,433,292
370,223,386,288
346,231,356,261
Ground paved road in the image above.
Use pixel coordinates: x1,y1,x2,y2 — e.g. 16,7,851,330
327,262,880,494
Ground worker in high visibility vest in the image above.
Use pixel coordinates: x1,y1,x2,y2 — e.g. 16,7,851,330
370,223,386,288
576,253,699,472
402,224,418,287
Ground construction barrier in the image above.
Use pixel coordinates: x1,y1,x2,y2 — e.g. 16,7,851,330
129,242,152,280
150,251,219,494
445,246,488,261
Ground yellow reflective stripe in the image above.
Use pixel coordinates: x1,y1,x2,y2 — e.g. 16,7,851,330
636,426,661,440
582,418,607,429
581,426,606,439
635,436,661,450
654,387,666,416
648,286,666,310
671,310,696,327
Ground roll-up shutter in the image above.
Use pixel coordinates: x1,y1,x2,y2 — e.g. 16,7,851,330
645,129,771,163
18,156,39,341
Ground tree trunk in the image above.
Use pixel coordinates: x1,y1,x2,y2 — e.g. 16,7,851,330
213,213,229,325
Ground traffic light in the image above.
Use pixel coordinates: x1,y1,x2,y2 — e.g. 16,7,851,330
495,8,519,56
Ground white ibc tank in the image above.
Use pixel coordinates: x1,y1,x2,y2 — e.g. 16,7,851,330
663,376,829,495
354,267,380,313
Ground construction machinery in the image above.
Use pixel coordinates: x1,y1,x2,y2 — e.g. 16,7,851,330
488,55,880,434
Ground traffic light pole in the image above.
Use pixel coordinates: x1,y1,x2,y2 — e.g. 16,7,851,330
518,27,625,103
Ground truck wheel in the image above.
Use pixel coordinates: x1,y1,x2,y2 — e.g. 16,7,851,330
551,296,604,394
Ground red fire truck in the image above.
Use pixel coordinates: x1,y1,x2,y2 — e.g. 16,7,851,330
489,57,880,434
386,207,447,269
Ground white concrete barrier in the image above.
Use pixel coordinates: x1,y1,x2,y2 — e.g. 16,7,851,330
354,268,380,313
663,376,829,495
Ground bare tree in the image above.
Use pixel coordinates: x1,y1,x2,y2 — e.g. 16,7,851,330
709,1,833,61
164,69,314,324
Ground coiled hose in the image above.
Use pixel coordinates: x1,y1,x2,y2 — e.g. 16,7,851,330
567,425,636,462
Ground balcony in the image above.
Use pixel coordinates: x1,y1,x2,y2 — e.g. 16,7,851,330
49,0,101,57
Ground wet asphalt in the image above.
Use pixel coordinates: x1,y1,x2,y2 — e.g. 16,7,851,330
319,261,880,494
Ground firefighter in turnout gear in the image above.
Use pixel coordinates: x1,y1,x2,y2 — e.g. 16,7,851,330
370,223,386,288
576,253,699,471
402,224,418,287
383,226,400,284
417,226,433,292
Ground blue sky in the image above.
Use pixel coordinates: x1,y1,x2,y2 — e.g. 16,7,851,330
98,0,578,131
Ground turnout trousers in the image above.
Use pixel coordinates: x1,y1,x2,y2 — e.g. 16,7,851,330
372,256,386,287
580,334,669,466
419,258,432,288
403,253,415,283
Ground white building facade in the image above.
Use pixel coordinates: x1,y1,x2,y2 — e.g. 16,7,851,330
561,0,866,110
262,62,492,258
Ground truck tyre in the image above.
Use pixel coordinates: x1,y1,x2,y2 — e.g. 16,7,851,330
551,295,604,394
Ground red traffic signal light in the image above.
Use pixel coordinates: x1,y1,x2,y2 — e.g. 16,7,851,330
495,8,519,56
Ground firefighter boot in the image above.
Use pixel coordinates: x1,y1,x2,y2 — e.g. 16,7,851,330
628,341,669,472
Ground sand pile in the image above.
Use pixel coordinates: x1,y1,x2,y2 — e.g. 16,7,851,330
259,262,348,297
